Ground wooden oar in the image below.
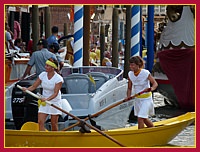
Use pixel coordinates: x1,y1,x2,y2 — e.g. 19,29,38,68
17,85,125,147
63,88,151,131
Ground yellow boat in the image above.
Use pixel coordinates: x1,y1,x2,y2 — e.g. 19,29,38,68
5,112,195,147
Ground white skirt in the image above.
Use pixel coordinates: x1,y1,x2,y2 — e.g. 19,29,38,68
38,100,62,115
134,96,155,118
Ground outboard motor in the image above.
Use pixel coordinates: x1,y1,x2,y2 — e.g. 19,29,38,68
11,79,42,130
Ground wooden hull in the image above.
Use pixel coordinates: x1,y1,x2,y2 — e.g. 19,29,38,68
5,112,195,147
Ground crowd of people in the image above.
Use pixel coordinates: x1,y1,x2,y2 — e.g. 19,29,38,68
5,20,114,70
89,42,113,67
5,21,28,54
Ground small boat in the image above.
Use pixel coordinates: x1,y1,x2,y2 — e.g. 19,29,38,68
5,112,195,147
9,66,135,131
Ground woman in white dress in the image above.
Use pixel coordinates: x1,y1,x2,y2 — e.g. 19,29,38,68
22,58,63,131
127,56,158,129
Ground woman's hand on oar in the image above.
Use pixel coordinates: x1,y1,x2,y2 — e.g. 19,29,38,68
21,86,28,92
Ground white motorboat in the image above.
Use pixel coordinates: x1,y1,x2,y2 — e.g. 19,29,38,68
9,66,136,131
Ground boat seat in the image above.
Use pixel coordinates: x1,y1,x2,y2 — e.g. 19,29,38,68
86,72,109,92
63,73,92,94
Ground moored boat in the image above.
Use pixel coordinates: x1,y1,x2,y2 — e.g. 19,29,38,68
9,66,135,131
5,112,195,147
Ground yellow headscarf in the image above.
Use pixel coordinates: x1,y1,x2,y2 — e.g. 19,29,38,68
46,60,58,69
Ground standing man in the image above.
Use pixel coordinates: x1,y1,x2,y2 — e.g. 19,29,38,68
5,22,16,52
21,39,57,79
46,26,59,48
13,20,21,40
94,43,101,64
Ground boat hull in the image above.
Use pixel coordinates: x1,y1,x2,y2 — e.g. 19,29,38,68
5,112,195,147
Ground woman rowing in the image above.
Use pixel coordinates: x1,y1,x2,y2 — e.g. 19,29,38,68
22,58,63,131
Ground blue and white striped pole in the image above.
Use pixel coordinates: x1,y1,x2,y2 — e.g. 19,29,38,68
131,5,141,57
73,5,83,67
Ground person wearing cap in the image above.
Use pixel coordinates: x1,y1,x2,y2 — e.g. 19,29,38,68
21,39,57,79
22,58,64,131
49,43,64,71
46,26,59,49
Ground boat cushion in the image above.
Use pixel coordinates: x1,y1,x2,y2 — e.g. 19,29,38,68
63,73,92,94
